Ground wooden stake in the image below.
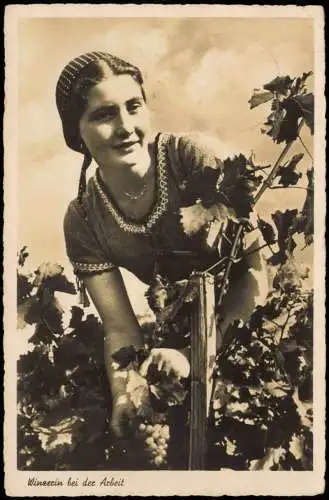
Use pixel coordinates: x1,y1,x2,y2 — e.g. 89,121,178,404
188,273,216,470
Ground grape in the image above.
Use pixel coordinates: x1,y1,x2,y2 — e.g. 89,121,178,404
142,422,170,468
154,456,164,465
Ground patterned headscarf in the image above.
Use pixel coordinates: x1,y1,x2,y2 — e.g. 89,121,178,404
55,51,144,202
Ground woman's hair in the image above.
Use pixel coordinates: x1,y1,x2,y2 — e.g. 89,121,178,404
56,51,146,153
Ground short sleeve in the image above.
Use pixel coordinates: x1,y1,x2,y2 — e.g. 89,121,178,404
176,132,225,175
63,199,117,276
166,132,230,205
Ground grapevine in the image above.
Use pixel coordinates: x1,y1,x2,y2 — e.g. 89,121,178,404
17,71,314,470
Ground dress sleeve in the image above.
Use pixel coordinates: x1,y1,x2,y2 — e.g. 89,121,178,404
176,132,225,176
167,132,228,205
63,199,117,277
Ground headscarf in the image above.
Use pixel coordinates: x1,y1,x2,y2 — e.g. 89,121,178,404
55,51,144,203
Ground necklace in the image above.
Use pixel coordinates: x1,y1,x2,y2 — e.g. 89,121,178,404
123,181,148,200
123,160,154,200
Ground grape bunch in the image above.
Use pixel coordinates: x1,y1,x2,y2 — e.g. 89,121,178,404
138,422,170,467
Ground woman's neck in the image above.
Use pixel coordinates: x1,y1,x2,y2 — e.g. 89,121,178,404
99,148,151,195
97,140,157,218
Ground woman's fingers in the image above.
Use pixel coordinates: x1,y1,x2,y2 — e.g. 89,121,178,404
139,356,152,377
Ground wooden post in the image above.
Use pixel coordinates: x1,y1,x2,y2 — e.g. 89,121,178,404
188,272,216,470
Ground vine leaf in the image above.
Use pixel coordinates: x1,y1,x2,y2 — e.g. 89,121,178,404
17,273,35,304
249,446,287,470
248,90,273,109
17,296,39,330
262,103,285,142
183,165,228,207
69,305,84,329
179,202,235,236
126,369,153,420
263,75,294,95
221,154,263,217
295,94,314,134
33,415,84,454
18,246,29,268
276,98,304,143
44,274,76,295
294,169,314,246
145,274,176,313
273,258,304,292
34,262,64,286
277,153,304,187
257,217,277,245
269,210,298,265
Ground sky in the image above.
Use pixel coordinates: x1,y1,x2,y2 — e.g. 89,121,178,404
14,14,314,315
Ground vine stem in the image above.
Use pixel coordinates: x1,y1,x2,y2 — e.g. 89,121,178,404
216,118,306,309
298,134,313,161
269,186,312,191
253,119,306,204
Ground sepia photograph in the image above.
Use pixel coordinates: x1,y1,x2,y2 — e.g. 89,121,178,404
4,4,325,496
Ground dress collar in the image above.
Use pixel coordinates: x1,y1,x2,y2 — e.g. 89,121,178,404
93,132,170,234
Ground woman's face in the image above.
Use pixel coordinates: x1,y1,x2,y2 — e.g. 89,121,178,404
79,73,150,170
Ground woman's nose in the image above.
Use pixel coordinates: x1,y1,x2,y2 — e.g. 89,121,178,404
116,110,134,136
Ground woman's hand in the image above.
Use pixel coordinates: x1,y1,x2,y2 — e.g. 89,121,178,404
110,391,137,438
139,348,190,379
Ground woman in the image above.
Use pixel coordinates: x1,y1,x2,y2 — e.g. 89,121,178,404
56,51,268,442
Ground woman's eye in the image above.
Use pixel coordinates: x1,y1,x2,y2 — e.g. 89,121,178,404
128,101,142,114
90,107,117,121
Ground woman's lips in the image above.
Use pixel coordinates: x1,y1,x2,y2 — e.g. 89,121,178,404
114,141,139,152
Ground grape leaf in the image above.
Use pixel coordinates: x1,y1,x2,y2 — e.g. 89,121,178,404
17,273,34,304
263,104,285,142
290,71,313,96
34,262,64,286
17,296,39,330
182,165,228,207
145,274,175,312
221,154,263,217
41,296,64,335
69,305,84,329
277,153,304,187
276,98,304,144
43,274,76,295
257,217,276,245
294,169,314,246
273,258,303,292
111,345,148,369
34,415,84,454
18,246,29,268
295,93,314,134
179,201,235,236
263,75,294,95
269,209,298,265
248,90,273,109
249,446,287,470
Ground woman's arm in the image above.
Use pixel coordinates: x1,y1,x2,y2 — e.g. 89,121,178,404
82,268,143,435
